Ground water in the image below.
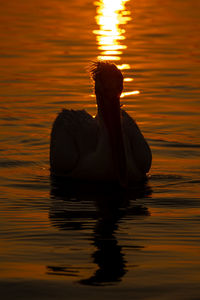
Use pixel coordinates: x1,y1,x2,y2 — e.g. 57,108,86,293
0,0,200,299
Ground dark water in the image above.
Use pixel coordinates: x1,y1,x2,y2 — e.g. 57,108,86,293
0,0,200,299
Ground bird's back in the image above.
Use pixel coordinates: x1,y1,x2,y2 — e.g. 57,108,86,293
50,109,98,176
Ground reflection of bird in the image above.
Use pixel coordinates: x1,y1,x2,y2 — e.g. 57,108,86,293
50,61,152,186
49,178,151,285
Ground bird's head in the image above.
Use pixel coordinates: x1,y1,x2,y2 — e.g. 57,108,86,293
90,61,123,99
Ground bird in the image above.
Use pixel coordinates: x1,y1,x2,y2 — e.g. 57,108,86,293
50,61,152,186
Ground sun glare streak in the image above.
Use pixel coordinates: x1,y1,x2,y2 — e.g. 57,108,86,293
90,91,140,98
124,78,134,82
93,0,140,97
117,63,131,70
121,91,140,98
93,0,131,66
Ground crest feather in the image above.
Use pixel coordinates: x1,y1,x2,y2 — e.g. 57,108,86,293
89,60,121,81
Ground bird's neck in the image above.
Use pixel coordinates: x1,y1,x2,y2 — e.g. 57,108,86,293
96,94,128,186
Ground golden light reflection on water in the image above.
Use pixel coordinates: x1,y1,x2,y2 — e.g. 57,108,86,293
121,90,140,98
93,0,140,97
93,0,130,64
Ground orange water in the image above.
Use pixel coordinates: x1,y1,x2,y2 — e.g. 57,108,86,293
0,0,200,299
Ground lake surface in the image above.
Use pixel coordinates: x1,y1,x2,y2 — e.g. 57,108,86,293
0,0,200,299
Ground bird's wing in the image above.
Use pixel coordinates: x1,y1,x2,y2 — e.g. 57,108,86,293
50,109,99,176
121,109,152,173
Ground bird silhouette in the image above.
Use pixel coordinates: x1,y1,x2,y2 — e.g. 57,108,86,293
50,61,152,186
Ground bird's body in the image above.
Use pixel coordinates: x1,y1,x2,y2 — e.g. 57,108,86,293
50,62,152,185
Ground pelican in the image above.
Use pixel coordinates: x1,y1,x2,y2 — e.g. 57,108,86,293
50,61,152,186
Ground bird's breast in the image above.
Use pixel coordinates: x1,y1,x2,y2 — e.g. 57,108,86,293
68,132,116,181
